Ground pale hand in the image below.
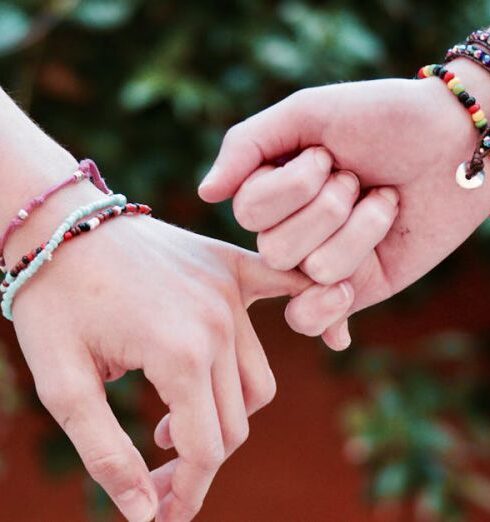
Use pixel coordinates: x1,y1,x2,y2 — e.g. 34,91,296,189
8,194,308,522
199,59,490,349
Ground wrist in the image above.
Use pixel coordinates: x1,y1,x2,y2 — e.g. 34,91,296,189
445,58,490,115
3,174,110,269
417,58,490,174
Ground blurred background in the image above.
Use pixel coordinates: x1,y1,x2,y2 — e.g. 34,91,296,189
1,1,490,521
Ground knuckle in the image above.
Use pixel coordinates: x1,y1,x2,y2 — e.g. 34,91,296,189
257,232,294,271
289,173,317,202
193,442,225,472
301,253,327,284
364,201,394,230
223,123,245,148
287,87,312,107
320,190,350,223
253,374,277,410
85,451,129,485
202,303,234,343
178,344,209,375
233,193,261,232
227,422,250,451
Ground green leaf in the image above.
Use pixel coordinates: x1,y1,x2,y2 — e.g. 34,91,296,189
120,70,171,110
0,3,30,54
71,0,137,29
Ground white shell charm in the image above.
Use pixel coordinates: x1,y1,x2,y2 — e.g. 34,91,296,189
455,162,485,189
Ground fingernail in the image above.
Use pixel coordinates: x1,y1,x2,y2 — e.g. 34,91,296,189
199,164,220,189
377,187,399,206
161,440,173,450
337,321,351,350
338,281,351,302
314,148,330,171
116,488,155,522
337,171,359,193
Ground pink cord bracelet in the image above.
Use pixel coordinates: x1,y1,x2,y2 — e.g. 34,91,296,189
0,159,112,272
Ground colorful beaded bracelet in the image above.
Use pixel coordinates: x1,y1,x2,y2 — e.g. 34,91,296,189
0,159,112,273
1,193,127,321
445,44,490,71
466,29,490,49
417,64,489,189
417,64,488,131
0,202,151,292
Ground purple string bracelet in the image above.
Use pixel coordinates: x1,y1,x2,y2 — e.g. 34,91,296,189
0,159,112,272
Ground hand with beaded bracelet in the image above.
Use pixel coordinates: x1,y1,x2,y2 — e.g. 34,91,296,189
0,86,315,522
199,54,490,350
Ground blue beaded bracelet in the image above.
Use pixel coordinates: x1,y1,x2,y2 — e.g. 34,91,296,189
1,193,127,321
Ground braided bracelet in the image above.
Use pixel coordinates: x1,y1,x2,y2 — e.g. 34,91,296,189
1,193,126,321
0,159,112,273
0,202,151,293
417,64,489,189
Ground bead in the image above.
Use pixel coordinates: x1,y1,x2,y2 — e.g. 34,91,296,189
438,67,448,78
73,170,84,182
464,96,476,108
63,231,73,240
79,223,90,232
17,209,28,220
456,162,485,189
451,84,464,95
469,103,481,114
446,77,460,89
472,110,485,121
458,91,470,103
443,71,455,82
417,67,427,78
423,65,432,77
87,217,100,229
433,65,443,76
476,118,488,128
484,55,490,65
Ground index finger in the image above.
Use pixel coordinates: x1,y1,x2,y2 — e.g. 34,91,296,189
198,89,323,203
32,350,158,522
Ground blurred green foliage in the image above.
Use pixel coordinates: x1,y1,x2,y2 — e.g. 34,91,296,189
0,0,490,520
343,333,490,521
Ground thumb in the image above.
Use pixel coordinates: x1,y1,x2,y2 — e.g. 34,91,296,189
198,91,321,203
237,250,312,306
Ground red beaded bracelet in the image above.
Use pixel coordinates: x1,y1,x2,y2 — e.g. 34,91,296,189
0,202,151,291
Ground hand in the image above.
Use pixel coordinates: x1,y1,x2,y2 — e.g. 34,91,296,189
199,58,490,349
7,191,308,521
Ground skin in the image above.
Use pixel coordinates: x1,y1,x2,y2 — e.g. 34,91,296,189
3,53,490,521
199,58,490,350
0,88,313,521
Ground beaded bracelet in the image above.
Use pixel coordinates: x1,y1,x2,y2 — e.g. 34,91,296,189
1,194,127,321
465,29,490,54
445,43,490,71
417,64,488,131
0,202,151,292
0,159,112,273
417,63,489,189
